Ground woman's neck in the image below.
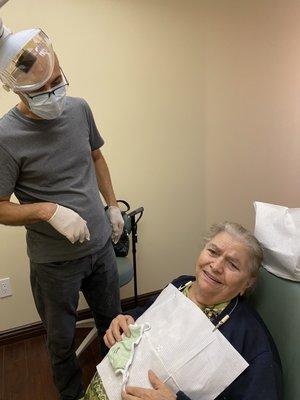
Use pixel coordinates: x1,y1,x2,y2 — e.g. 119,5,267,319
188,283,209,308
188,282,223,308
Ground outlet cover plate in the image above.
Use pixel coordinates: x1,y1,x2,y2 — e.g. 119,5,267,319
0,277,12,298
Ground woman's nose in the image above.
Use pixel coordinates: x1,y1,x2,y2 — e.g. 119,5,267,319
211,257,224,273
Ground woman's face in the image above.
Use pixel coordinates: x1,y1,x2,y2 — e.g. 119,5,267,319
194,231,255,305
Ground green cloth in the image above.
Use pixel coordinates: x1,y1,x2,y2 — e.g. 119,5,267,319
108,324,143,373
85,325,145,398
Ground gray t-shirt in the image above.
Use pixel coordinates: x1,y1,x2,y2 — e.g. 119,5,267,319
0,96,111,263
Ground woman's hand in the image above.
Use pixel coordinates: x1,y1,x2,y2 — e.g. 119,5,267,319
122,370,176,400
103,314,135,348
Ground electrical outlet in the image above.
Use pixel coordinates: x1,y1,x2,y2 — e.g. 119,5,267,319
0,277,12,298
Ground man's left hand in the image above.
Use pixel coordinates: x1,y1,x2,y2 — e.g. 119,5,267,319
107,206,124,243
122,370,176,400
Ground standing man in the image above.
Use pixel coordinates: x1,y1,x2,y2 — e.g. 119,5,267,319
0,25,124,400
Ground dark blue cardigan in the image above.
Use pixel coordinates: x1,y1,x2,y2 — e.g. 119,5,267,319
127,275,283,400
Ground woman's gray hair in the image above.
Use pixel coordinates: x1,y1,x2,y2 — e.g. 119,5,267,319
203,222,263,279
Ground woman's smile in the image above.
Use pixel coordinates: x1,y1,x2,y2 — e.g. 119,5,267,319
202,269,223,285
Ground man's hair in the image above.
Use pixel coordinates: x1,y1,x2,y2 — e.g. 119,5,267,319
203,222,263,280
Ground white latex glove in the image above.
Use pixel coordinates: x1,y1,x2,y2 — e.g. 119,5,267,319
107,206,124,244
47,204,90,244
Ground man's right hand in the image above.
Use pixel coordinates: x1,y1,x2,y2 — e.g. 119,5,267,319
103,314,135,348
47,204,90,244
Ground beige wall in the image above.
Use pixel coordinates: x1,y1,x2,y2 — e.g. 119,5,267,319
0,0,299,331
0,0,205,330
204,0,300,229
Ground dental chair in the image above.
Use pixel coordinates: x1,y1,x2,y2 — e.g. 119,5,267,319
76,205,144,357
251,268,300,400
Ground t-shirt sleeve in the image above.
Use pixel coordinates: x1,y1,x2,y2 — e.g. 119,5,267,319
81,99,104,150
0,145,19,197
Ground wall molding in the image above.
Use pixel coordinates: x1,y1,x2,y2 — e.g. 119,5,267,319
0,290,160,346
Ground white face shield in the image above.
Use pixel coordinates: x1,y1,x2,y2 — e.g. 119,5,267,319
0,28,54,92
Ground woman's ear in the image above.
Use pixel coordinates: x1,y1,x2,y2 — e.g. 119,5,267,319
240,277,256,296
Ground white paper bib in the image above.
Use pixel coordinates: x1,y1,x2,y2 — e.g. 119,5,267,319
97,284,248,400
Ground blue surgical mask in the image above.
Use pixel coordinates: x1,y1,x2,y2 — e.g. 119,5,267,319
24,84,67,120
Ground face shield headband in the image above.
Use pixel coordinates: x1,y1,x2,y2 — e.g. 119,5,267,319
0,28,55,92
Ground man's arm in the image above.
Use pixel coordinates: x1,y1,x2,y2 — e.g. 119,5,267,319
0,196,89,243
92,148,118,206
0,195,56,226
92,148,124,243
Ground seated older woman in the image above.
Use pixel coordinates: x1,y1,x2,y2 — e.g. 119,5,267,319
84,222,283,400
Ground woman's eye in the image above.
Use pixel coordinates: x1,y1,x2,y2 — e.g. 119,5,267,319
229,261,238,270
208,248,216,255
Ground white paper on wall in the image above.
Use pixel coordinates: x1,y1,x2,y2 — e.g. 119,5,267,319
254,201,300,281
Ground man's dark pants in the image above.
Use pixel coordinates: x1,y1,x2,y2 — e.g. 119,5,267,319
30,240,121,400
